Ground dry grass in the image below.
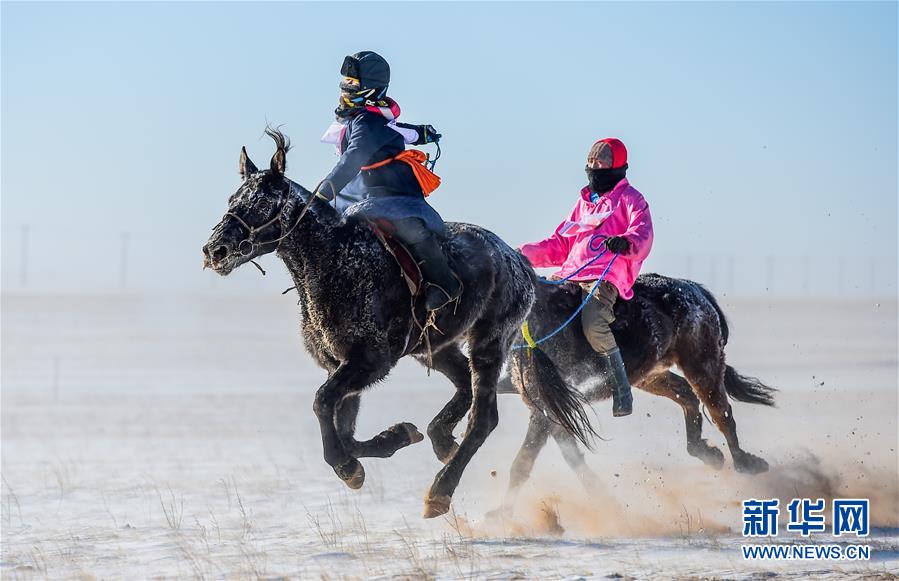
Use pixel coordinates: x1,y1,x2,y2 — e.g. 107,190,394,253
156,485,184,530
2,475,24,527
304,498,344,550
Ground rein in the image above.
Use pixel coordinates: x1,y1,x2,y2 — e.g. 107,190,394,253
541,234,609,285
225,183,314,257
512,252,620,351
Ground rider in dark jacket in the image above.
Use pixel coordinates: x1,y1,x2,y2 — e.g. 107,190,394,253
316,51,460,311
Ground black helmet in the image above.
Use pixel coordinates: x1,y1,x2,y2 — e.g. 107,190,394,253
340,51,390,90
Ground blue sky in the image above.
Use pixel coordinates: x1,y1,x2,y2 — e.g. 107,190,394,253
2,1,896,296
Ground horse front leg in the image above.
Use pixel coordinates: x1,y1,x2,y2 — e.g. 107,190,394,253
313,357,391,489
335,394,424,459
415,345,473,464
423,331,504,518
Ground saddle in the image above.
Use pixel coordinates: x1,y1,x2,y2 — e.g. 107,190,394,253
367,221,423,296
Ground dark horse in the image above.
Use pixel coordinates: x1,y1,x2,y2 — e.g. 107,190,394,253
496,274,776,508
202,129,594,518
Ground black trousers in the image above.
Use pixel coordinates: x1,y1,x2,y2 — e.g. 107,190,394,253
379,217,431,246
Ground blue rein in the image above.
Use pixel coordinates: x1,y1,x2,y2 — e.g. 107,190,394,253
540,236,608,285
512,246,620,351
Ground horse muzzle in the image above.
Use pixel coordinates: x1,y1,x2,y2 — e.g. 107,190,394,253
202,241,239,275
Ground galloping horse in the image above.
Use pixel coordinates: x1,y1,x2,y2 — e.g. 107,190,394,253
203,129,594,518
496,274,775,509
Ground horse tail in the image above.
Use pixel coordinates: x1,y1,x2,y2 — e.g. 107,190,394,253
517,348,597,449
724,365,777,407
696,283,730,345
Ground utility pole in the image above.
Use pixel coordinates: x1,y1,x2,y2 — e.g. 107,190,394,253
119,232,129,291
869,256,876,297
20,225,29,287
727,257,735,294
801,255,810,296
52,355,60,401
837,256,845,296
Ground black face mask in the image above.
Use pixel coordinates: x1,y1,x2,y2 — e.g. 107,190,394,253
335,103,359,120
587,165,628,195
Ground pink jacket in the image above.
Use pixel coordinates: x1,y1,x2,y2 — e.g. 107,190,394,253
518,179,653,300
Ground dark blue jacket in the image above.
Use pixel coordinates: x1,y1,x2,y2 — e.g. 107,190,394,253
322,111,423,200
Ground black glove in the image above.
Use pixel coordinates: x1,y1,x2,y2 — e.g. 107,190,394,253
604,236,630,254
398,122,441,145
414,124,441,145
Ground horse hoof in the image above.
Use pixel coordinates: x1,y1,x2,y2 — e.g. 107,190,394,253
399,422,425,445
688,440,725,470
423,495,452,519
734,453,769,474
336,459,366,489
704,449,726,470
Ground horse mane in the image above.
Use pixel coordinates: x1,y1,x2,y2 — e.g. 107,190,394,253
264,125,291,155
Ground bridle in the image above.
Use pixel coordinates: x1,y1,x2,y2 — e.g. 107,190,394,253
224,181,314,257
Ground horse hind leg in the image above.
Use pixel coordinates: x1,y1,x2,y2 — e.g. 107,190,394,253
335,394,424,459
414,345,473,464
551,423,604,495
678,357,768,474
513,351,602,494
637,371,725,469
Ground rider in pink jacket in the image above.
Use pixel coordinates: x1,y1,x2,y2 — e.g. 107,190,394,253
519,138,653,417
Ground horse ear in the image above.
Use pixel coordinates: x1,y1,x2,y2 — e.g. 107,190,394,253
270,148,286,176
240,146,258,179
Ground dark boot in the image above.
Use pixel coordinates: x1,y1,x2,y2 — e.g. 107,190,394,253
603,348,633,417
408,237,461,311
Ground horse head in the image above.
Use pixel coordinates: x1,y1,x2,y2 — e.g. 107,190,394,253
203,128,300,275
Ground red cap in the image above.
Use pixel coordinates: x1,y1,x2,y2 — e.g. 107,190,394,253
587,138,628,170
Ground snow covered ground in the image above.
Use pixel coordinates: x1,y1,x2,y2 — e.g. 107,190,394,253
2,292,897,579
